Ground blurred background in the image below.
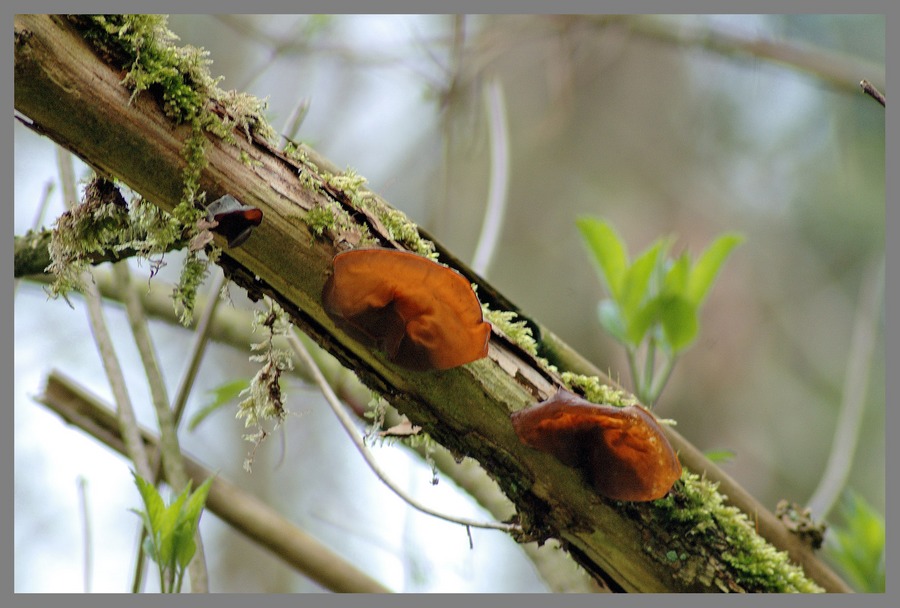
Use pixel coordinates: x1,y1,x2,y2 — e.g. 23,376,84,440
14,14,884,592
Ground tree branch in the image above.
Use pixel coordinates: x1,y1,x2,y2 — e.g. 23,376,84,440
15,15,850,592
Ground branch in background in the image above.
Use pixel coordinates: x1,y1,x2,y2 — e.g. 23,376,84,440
13,181,54,295
611,15,884,95
470,78,510,277
76,476,93,593
859,79,885,107
36,370,393,594
55,150,153,482
806,257,884,520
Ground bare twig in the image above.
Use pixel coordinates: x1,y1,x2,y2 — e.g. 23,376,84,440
172,269,228,423
287,331,521,534
471,78,511,277
55,150,153,480
613,15,884,95
860,79,885,107
77,476,92,593
112,260,210,593
131,270,225,592
806,257,884,520
279,98,311,148
13,181,54,297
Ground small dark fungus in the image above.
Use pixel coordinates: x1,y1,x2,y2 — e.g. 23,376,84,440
322,249,491,371
510,389,681,501
206,195,263,248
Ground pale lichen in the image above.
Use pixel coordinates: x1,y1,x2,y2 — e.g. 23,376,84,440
559,371,638,407
236,300,295,471
46,178,183,299
482,306,539,356
67,15,276,324
324,167,437,259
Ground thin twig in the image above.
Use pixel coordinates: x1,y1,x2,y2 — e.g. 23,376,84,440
77,476,92,593
112,260,210,592
471,78,511,277
860,79,885,107
279,97,311,148
806,257,884,520
613,15,884,95
130,270,225,592
55,150,153,480
172,269,227,424
287,331,521,534
13,181,55,297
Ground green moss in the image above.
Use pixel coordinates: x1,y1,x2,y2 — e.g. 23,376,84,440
305,205,336,236
559,372,638,407
482,307,539,356
324,168,437,258
649,471,824,592
68,15,277,324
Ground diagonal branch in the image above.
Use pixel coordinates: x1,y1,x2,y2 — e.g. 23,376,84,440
15,14,849,592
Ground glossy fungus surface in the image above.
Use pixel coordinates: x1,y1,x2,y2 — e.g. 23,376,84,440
206,194,263,248
322,249,491,371
510,389,682,501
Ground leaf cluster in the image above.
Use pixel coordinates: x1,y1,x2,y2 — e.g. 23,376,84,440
131,473,213,593
577,216,742,404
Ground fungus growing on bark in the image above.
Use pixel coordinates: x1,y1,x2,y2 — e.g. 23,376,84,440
510,389,681,501
206,194,263,248
322,249,491,371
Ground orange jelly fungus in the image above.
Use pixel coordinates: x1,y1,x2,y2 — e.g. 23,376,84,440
322,249,491,371
510,389,682,501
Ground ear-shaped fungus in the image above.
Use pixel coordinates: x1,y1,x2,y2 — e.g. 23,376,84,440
206,194,263,248
322,249,491,371
510,389,681,501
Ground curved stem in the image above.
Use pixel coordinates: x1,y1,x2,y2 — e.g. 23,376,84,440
806,257,883,520
471,78,510,276
287,330,521,533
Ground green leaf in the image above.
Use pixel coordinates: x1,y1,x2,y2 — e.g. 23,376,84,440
685,233,743,305
663,252,690,295
142,534,159,563
157,484,191,567
625,297,661,345
188,379,250,431
826,491,885,593
175,477,213,569
183,476,213,525
577,216,629,299
658,295,698,351
619,241,664,321
704,449,736,464
598,300,628,344
132,472,166,530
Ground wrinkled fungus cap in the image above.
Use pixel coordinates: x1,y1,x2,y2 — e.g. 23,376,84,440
206,194,263,248
322,249,491,371
511,389,682,501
